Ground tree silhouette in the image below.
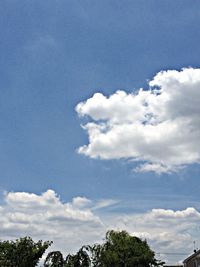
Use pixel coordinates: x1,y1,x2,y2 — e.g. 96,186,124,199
44,251,64,267
0,237,51,267
65,246,90,267
89,230,162,267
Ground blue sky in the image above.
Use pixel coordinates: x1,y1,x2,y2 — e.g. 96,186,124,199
1,0,200,264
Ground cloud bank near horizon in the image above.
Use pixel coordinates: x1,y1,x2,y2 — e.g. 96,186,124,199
0,189,199,264
76,67,200,174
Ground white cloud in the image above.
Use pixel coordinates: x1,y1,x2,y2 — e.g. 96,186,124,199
76,67,200,173
0,189,104,254
106,207,200,264
72,196,92,208
134,163,182,174
0,189,199,264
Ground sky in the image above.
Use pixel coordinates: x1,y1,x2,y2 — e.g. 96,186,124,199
0,0,200,264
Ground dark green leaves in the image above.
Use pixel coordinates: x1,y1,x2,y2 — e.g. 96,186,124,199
0,237,52,267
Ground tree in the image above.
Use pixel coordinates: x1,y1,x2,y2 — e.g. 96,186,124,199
65,246,90,267
89,230,162,267
0,236,52,267
40,230,163,267
44,251,64,267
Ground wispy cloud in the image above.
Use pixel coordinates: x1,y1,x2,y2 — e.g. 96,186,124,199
92,198,119,210
76,67,200,174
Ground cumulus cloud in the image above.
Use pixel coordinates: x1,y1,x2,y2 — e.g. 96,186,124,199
0,190,105,255
106,207,200,264
0,189,199,264
76,67,200,173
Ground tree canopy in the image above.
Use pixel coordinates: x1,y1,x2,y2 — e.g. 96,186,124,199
44,251,64,267
0,231,163,267
89,230,161,267
65,247,91,267
0,236,52,267
50,230,162,267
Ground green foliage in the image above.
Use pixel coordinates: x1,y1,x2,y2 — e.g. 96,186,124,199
0,236,52,267
43,230,162,267
0,230,162,267
89,230,161,267
44,251,64,267
65,246,90,267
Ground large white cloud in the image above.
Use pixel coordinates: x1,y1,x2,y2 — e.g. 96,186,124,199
0,189,199,264
76,68,200,173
